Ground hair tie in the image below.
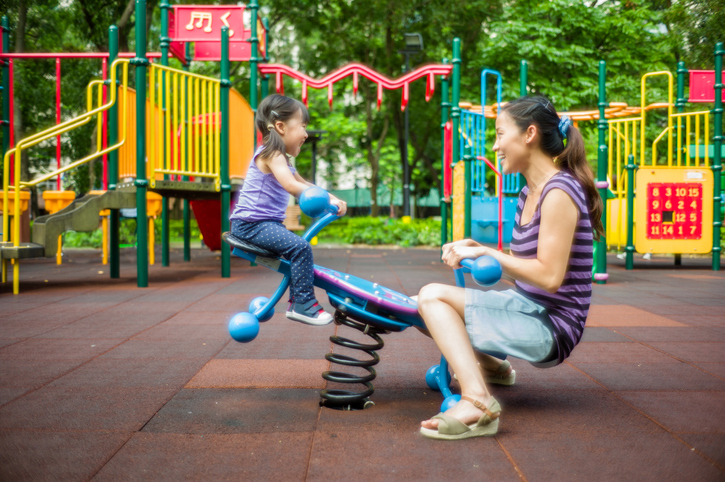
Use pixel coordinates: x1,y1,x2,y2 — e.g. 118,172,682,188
558,115,572,140
267,124,275,132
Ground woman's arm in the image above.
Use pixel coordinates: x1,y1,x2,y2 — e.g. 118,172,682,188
443,189,578,293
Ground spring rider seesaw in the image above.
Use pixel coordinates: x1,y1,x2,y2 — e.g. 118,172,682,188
223,187,503,411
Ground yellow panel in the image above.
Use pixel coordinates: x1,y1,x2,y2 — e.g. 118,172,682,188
229,88,255,180
606,197,631,249
635,168,713,254
452,162,465,241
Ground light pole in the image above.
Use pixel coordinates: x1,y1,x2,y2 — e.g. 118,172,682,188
399,33,423,219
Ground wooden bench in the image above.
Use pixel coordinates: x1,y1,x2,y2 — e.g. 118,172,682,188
283,204,305,231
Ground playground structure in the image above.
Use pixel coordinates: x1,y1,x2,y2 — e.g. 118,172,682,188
225,186,503,411
442,47,723,283
0,2,258,294
603,66,724,271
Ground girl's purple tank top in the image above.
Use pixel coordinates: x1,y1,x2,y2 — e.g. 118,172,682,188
230,146,296,222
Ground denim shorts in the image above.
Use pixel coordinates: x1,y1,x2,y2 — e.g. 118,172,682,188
464,288,557,364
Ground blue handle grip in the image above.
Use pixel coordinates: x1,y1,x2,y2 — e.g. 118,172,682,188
458,256,502,287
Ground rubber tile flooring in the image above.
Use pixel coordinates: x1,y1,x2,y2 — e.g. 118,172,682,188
1,247,724,481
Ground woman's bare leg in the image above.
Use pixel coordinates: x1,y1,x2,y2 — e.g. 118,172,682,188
417,283,495,430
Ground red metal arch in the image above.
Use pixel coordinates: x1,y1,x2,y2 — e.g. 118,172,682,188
258,63,453,111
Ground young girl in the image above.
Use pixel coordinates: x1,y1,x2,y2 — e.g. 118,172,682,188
417,95,603,439
230,94,347,326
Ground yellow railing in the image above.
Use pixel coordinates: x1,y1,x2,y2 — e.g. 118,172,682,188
148,64,222,190
2,59,129,287
607,117,641,249
672,110,710,167
640,71,673,167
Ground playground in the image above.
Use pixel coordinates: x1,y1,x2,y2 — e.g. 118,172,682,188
0,247,724,479
1,0,724,479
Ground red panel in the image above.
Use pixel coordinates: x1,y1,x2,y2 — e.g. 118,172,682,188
194,40,251,62
172,6,245,43
443,121,453,199
190,200,222,251
646,183,703,240
167,10,187,63
688,70,725,103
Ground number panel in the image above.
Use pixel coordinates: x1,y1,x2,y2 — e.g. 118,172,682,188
646,182,702,240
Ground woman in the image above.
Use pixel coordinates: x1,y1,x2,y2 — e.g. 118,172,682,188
418,96,603,440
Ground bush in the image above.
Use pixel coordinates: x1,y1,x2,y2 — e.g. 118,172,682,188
315,217,441,247
61,218,201,248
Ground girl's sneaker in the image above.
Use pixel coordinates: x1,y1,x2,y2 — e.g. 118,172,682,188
286,299,333,326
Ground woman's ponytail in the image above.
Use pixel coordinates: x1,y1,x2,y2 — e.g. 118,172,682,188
558,125,604,240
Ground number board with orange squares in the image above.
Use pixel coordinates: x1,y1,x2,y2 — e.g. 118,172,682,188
635,168,713,254
646,183,702,240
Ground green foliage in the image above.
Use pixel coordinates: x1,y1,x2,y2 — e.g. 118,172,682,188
61,218,201,248
316,216,441,247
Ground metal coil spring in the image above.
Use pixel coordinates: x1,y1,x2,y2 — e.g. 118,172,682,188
320,311,385,410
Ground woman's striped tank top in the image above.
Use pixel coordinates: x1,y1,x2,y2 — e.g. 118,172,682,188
510,170,593,364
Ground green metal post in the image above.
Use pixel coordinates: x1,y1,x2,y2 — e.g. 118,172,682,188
134,0,149,287
108,25,121,279
440,58,450,250
451,38,461,239
520,60,527,97
183,42,191,262
713,42,723,271
221,27,231,278
625,155,635,270
250,0,259,149
595,60,608,283
675,60,687,266
463,145,472,238
2,17,9,169
160,0,170,267
260,17,269,100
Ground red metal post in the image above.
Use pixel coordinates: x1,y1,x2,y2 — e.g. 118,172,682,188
56,58,61,190
8,59,13,185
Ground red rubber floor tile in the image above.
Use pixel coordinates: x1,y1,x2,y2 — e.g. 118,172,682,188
186,359,328,388
163,311,237,325
215,335,333,360
0,359,86,390
611,326,725,342
0,429,132,481
141,388,321,434
49,358,207,389
492,361,604,391
0,387,176,431
132,322,231,343
34,311,176,340
692,363,725,379
678,433,725,467
646,342,725,363
617,391,725,434
92,432,312,481
307,431,521,481
184,293,268,312
579,327,632,342
501,432,723,481
495,390,663,435
586,306,685,327
0,338,118,360
99,338,229,361
0,388,31,406
567,342,676,364
570,362,725,391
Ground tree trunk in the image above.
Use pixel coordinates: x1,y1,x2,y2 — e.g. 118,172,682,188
361,83,389,217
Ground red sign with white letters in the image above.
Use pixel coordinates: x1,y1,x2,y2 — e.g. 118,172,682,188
172,6,245,43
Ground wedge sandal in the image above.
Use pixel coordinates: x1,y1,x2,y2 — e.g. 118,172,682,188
420,396,501,440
